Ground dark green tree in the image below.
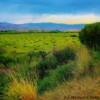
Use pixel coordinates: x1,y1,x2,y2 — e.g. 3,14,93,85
79,22,100,50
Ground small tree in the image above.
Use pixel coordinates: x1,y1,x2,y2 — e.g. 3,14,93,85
79,22,100,50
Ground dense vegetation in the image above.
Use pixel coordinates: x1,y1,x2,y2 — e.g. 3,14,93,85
0,24,100,100
79,22,100,50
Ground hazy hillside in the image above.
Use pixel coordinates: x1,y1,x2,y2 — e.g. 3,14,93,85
0,22,84,31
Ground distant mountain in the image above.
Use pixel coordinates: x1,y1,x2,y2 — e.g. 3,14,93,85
0,22,84,31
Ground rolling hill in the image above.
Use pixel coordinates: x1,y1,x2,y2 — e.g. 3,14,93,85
0,22,84,31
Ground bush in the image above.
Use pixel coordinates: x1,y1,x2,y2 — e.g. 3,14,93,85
27,51,37,64
0,73,10,99
53,48,76,64
36,48,76,79
36,54,58,79
38,51,47,60
36,60,49,79
79,22,100,50
38,62,75,94
0,55,15,68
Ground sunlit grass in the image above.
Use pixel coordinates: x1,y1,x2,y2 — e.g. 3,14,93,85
0,33,80,53
40,77,100,100
75,46,92,75
5,79,37,100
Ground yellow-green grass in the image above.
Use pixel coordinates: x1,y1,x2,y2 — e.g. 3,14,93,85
5,79,37,100
0,33,80,53
40,76,100,100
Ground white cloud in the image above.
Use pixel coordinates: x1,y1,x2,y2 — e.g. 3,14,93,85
0,13,100,24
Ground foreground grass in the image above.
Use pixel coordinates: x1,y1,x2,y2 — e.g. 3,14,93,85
40,76,100,100
5,79,37,100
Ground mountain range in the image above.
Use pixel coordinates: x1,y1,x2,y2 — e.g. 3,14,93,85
0,22,84,31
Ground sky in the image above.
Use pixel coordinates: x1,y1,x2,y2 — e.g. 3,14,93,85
0,0,100,24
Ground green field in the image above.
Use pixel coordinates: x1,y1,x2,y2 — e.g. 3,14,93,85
0,32,100,100
0,33,80,53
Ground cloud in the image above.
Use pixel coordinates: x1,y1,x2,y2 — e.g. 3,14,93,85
0,13,100,24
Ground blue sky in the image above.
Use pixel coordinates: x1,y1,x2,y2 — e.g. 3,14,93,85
0,0,100,24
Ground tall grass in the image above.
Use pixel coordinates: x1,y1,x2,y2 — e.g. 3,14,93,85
4,60,38,100
5,79,37,100
75,46,92,77
0,44,99,100
40,77,100,100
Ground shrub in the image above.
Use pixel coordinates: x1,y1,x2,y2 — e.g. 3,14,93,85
38,62,75,94
79,22,100,50
0,55,15,68
38,51,47,60
0,73,10,99
27,51,37,64
36,55,58,79
53,48,76,64
36,47,76,79
27,51,41,64
36,60,49,79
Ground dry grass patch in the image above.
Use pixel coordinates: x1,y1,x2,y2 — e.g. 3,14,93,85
40,77,100,100
6,79,37,100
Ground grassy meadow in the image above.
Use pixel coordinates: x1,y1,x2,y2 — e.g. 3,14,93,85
0,31,100,100
0,33,80,53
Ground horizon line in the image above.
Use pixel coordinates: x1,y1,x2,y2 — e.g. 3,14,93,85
0,21,96,25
